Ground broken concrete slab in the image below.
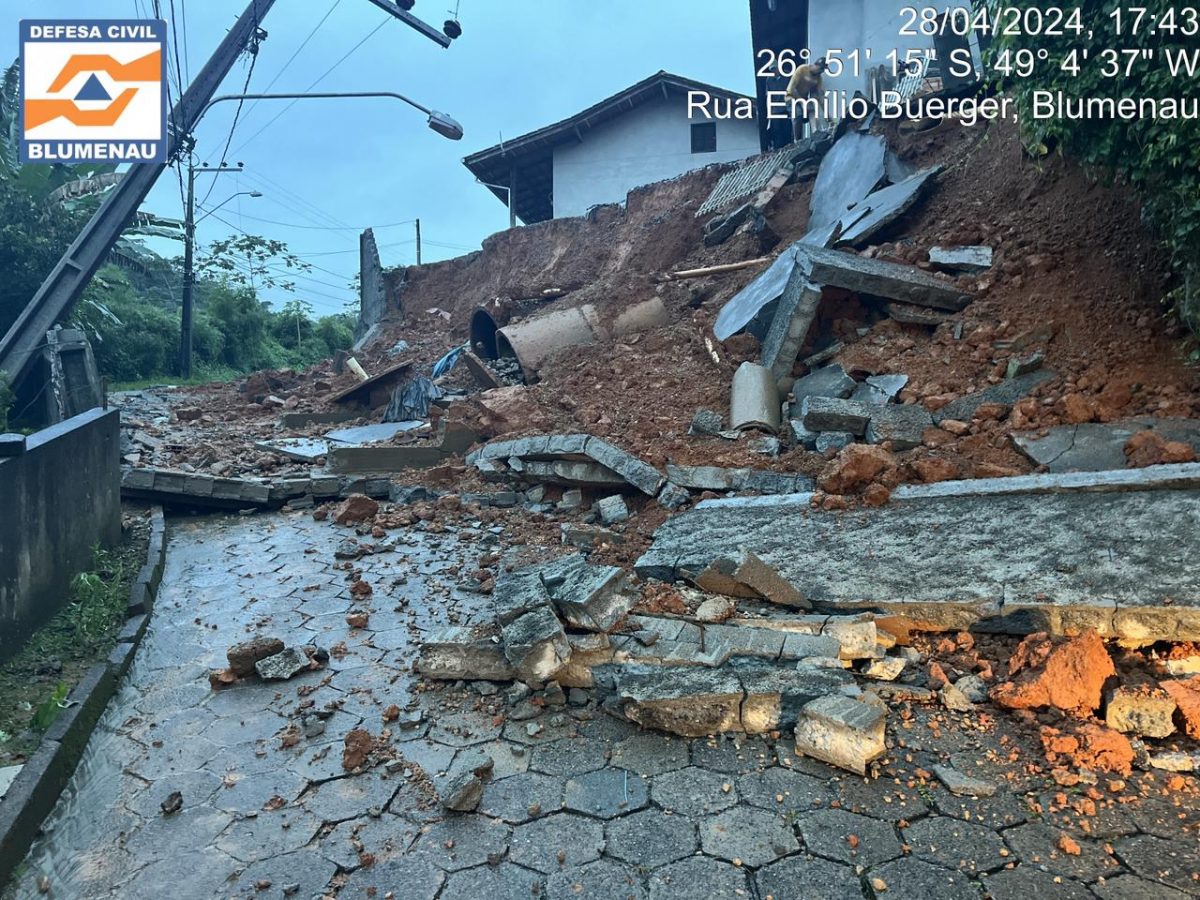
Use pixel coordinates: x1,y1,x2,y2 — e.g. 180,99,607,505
519,460,627,486
255,647,311,681
932,765,997,797
735,658,855,733
665,465,814,496
801,396,872,436
760,271,824,380
816,432,854,454
492,570,554,628
600,664,745,737
929,245,994,274
690,549,809,609
794,695,886,775
1014,419,1200,474
836,167,941,248
595,495,630,525
501,605,572,682
470,434,665,497
328,445,447,473
806,132,888,236
326,421,425,445
635,479,1200,641
1105,686,1177,738
797,245,972,312
538,554,634,633
934,370,1055,424
865,404,933,450
418,626,517,681
713,244,803,341
884,302,951,327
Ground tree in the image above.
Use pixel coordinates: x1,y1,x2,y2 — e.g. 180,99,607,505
198,233,312,292
278,298,314,350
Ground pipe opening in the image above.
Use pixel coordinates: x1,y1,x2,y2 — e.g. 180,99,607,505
470,307,500,359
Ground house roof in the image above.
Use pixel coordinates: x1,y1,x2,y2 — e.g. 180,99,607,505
462,70,754,224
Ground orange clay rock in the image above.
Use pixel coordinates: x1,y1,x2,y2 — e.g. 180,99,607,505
1040,723,1134,775
991,630,1115,715
1124,431,1197,468
818,445,897,494
1160,677,1200,740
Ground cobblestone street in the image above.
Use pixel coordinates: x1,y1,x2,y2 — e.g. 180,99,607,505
9,512,1199,900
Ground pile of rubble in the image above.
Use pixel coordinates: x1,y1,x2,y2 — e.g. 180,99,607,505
417,551,932,775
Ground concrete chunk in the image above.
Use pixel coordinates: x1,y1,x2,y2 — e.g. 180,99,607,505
1105,685,1177,738
929,245,993,274
932,764,997,797
761,273,824,380
502,606,572,682
815,432,854,454
736,659,854,733
865,404,933,451
798,245,971,312
691,548,808,609
602,664,745,737
538,554,634,633
802,397,872,436
789,365,856,415
934,370,1055,424
595,494,630,525
793,695,887,775
491,570,553,628
583,436,665,496
520,460,627,486
418,627,516,681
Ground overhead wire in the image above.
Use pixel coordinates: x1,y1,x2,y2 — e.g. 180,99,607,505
227,13,391,157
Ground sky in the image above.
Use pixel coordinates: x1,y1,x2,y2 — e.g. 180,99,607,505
6,1,755,315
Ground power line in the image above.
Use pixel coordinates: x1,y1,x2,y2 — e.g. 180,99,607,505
216,209,417,232
227,14,391,157
178,0,191,82
198,44,261,208
240,169,354,229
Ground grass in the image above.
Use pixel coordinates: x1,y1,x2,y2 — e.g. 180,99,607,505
0,525,147,765
110,364,242,392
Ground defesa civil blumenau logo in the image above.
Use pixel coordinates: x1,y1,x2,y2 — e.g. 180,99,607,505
20,19,167,164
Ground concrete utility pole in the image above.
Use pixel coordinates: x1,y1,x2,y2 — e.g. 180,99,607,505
180,163,260,378
0,0,456,396
415,218,422,265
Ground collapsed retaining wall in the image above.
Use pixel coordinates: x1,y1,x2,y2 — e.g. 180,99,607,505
0,408,121,661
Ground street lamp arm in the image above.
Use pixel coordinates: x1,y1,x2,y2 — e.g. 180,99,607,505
202,91,432,117
196,190,261,225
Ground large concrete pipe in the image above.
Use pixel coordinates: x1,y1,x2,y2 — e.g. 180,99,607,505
472,297,669,382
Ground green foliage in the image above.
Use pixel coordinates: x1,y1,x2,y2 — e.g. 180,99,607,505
198,233,313,292
30,682,69,732
983,0,1200,334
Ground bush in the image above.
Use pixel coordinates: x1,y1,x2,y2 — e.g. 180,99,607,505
0,370,12,431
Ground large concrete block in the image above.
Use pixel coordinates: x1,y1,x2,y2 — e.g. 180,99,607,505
801,397,873,436
502,606,571,682
794,695,886,775
418,627,516,681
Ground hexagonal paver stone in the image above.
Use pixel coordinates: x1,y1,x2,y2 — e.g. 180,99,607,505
210,767,308,815
478,772,565,823
798,809,901,868
689,735,776,773
932,790,1030,829
439,863,546,900
700,806,799,868
216,808,322,862
866,858,983,900
611,732,689,776
564,768,649,818
737,767,834,817
508,812,605,874
338,854,446,899
427,708,504,747
409,815,513,872
1002,823,1118,882
981,867,1094,900
530,738,610,776
829,774,930,823
1114,833,1200,895
755,855,866,900
319,813,419,871
230,850,337,898
117,849,240,900
546,859,647,900
605,808,698,868
1091,873,1194,900
649,856,750,900
903,817,1009,873
651,767,739,817
302,770,402,823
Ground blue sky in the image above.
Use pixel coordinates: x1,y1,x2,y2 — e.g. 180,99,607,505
7,1,755,314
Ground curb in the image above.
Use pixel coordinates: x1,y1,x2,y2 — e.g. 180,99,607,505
0,506,167,890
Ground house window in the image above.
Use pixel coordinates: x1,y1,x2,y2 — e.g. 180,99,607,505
691,122,717,154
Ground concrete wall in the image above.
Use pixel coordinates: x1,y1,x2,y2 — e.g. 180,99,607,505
552,96,760,219
0,408,121,661
808,0,972,97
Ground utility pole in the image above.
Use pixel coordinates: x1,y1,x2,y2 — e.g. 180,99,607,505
180,162,249,378
415,218,422,265
0,0,456,394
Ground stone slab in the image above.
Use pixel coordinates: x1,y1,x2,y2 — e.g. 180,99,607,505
789,364,856,415
934,370,1055,423
930,245,994,274
1014,419,1200,473
418,627,516,681
760,273,824,380
797,244,971,311
836,166,941,248
636,480,1200,640
801,396,872,436
865,404,933,450
713,244,803,341
327,445,446,473
254,438,329,462
807,131,888,234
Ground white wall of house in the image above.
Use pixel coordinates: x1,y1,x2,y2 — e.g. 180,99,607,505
808,0,972,97
551,95,760,219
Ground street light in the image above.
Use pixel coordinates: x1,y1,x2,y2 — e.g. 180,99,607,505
197,190,263,224
201,91,464,141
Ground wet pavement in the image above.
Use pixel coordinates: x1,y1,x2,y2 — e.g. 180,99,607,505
8,512,1200,899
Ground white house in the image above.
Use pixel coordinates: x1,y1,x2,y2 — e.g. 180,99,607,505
463,72,761,224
